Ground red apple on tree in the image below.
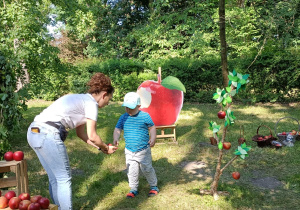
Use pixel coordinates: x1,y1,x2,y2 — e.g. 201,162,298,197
18,192,30,201
38,197,50,209
137,72,186,126
30,195,42,203
8,197,21,209
232,171,240,180
19,200,32,210
4,151,14,161
0,196,8,208
4,190,16,200
28,202,41,210
223,142,231,150
217,111,226,119
13,151,24,161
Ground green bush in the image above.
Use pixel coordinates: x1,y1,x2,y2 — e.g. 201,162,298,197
0,51,24,154
230,47,300,103
69,59,156,101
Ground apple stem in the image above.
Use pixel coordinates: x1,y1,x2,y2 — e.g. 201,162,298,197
157,67,162,84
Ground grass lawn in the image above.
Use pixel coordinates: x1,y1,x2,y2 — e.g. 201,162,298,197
10,100,300,210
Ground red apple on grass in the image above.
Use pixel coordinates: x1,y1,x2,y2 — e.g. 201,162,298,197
8,197,21,209
217,111,226,119
281,132,286,135
232,171,240,180
30,195,42,203
137,73,186,126
18,192,30,201
13,151,24,161
4,190,16,200
223,142,231,150
38,197,50,209
19,200,32,210
0,196,8,208
28,202,41,210
4,151,14,161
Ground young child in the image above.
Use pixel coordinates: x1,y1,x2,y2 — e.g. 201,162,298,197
113,92,159,198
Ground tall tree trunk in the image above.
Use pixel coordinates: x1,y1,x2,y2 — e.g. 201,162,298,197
219,0,229,87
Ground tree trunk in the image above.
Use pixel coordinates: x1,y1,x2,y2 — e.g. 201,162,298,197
219,0,229,88
210,125,227,198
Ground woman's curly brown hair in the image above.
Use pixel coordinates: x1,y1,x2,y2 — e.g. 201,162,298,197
87,73,114,95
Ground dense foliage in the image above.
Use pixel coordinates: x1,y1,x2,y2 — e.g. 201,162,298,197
0,0,299,148
0,52,20,157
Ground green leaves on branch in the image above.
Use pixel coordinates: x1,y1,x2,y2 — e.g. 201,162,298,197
225,108,236,127
218,142,223,150
213,70,249,107
213,88,232,107
208,121,221,134
228,70,249,93
234,143,251,159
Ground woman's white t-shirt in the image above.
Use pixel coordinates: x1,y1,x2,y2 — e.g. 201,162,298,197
34,93,98,129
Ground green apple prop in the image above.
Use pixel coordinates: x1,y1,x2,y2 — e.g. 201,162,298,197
137,71,186,126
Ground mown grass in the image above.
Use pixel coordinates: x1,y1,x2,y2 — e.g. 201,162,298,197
10,100,300,210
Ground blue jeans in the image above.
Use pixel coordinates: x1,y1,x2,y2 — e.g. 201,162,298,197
27,122,72,210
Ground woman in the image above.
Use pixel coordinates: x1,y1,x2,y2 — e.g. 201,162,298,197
27,73,117,210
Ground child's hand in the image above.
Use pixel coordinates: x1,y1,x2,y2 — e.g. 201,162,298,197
149,139,156,147
113,139,119,146
108,143,117,154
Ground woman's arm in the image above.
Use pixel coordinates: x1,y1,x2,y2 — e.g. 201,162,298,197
76,124,100,149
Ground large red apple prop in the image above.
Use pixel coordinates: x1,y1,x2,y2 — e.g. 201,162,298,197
18,192,30,201
4,190,16,200
13,151,24,161
4,151,14,161
137,73,186,126
8,197,21,209
38,197,50,209
0,196,8,208
19,200,32,210
28,202,41,210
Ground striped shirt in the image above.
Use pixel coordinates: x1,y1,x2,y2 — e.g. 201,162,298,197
115,111,154,152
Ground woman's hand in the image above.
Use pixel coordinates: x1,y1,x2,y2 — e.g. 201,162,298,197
99,143,117,154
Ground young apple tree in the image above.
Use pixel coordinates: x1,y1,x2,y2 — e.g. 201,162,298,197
203,70,251,200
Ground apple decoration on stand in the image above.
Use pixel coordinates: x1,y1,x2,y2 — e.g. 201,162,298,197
137,67,186,126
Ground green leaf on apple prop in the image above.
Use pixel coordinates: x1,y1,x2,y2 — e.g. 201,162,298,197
224,108,236,127
234,143,251,159
228,70,249,93
161,76,186,93
208,121,221,133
